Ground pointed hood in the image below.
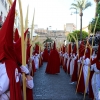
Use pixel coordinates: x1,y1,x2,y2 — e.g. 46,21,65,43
26,45,32,63
0,0,16,61
14,28,20,42
62,44,65,53
45,42,48,48
27,45,32,57
68,43,71,55
85,47,90,59
27,37,30,47
53,41,56,50
72,44,77,54
34,44,39,54
79,41,85,58
14,29,29,64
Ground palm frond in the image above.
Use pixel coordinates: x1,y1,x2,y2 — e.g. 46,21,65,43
70,7,77,10
84,2,92,10
77,1,82,9
70,0,92,13
71,3,78,8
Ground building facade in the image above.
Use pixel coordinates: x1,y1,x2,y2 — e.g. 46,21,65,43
0,0,20,31
0,0,10,24
82,26,88,32
66,23,76,33
34,28,66,49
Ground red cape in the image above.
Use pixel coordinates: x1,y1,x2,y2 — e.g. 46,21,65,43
45,49,60,74
43,48,49,62
76,64,85,93
71,58,78,82
5,59,22,100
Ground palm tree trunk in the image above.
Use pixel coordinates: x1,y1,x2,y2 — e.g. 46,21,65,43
80,12,83,41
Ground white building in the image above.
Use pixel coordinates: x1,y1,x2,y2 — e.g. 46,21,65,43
0,0,10,24
66,23,76,33
0,0,20,30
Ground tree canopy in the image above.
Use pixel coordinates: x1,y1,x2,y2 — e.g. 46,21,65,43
67,30,88,42
70,0,92,15
43,37,53,43
88,2,100,33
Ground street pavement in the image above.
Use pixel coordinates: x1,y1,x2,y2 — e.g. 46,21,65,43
33,62,91,100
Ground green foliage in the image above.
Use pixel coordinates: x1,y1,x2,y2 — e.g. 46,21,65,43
88,2,100,33
97,2,100,14
70,0,92,12
35,41,40,45
43,37,53,43
67,30,88,42
88,17,100,33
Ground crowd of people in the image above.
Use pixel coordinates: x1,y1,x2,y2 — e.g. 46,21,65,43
0,0,100,100
44,41,100,100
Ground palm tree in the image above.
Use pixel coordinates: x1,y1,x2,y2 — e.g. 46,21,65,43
94,0,100,17
70,0,92,40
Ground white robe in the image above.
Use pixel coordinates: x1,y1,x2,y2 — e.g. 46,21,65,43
64,54,68,67
0,63,9,100
83,58,90,93
63,53,67,66
70,56,77,76
91,63,100,100
70,58,74,76
34,55,39,69
0,63,9,95
67,56,70,71
0,62,34,100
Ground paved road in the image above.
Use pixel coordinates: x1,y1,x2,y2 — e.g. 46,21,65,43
33,62,91,100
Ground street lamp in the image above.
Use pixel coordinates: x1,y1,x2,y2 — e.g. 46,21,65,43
71,9,78,30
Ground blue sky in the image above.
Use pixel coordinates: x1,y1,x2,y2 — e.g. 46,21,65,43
16,0,96,30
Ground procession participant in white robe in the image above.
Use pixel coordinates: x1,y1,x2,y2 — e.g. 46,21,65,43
0,62,34,100
70,44,78,84
59,51,63,66
0,0,22,99
70,53,76,76
33,53,39,69
62,53,66,67
82,47,91,93
67,43,72,74
63,52,68,72
67,54,70,74
89,50,97,99
76,41,85,93
91,44,100,100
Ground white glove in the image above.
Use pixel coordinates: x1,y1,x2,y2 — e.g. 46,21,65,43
73,54,75,57
26,77,34,89
20,65,29,74
91,64,94,71
77,60,80,63
83,56,85,59
30,56,34,61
